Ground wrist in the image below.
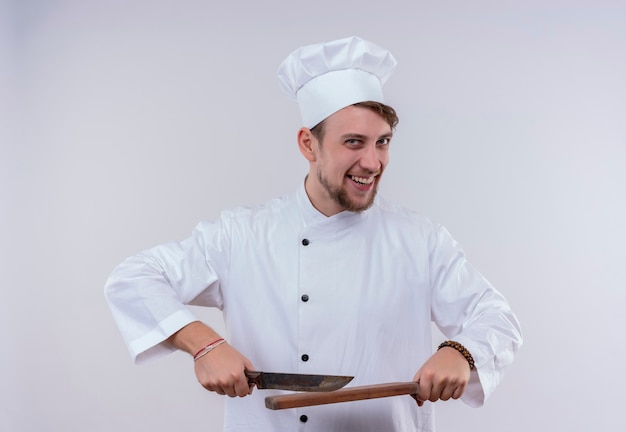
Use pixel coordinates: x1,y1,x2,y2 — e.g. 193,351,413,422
193,338,227,361
438,340,475,370
167,321,222,355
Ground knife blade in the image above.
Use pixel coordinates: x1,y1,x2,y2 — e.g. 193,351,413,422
245,370,353,392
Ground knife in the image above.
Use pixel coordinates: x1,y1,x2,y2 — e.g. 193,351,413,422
245,370,353,392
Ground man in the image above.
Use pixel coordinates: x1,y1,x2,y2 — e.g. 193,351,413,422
105,36,522,431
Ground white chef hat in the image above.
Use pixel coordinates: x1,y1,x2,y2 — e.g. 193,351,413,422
277,36,397,128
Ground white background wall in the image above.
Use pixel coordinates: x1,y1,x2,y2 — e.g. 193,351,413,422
2,0,625,431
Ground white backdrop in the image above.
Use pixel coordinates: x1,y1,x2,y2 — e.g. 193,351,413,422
2,1,625,431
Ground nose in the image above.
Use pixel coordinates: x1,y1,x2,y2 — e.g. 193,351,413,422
359,143,382,173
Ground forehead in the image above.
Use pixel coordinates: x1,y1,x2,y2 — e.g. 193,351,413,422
322,105,392,137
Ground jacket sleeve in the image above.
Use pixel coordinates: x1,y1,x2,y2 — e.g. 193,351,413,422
429,223,523,407
104,218,230,364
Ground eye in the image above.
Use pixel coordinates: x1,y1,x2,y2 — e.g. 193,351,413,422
345,138,362,146
377,138,391,146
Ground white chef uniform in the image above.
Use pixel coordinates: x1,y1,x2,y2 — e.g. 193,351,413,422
105,181,522,432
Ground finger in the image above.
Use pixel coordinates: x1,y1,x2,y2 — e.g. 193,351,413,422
243,360,256,395
439,383,455,401
451,382,466,400
211,385,225,395
199,379,216,393
234,374,252,397
411,371,426,406
217,387,235,397
440,376,466,401
434,373,462,402
243,358,256,371
415,376,433,404
201,376,231,396
410,393,425,407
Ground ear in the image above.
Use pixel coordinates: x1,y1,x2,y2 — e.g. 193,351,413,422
297,127,317,162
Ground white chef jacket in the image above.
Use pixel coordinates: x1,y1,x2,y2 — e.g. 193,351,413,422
105,182,522,432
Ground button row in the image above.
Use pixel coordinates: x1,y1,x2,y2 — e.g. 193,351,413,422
300,237,311,398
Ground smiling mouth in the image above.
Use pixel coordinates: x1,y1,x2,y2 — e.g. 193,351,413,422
349,175,375,185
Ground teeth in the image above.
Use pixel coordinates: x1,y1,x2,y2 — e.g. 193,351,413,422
351,175,374,185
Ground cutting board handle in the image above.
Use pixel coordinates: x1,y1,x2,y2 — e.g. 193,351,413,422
265,381,419,410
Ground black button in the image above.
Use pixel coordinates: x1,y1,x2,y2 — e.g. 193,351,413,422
301,354,309,362
300,415,308,423
301,238,310,246
301,294,309,302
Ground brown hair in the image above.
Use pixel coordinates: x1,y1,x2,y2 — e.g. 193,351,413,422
310,101,399,143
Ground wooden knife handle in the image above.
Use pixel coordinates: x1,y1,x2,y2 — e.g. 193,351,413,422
264,382,419,410
245,370,262,387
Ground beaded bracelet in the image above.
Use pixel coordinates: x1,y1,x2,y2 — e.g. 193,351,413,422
438,340,475,370
193,338,226,361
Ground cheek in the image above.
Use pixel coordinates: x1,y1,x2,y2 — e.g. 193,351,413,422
318,159,344,180
380,152,390,168
328,156,354,175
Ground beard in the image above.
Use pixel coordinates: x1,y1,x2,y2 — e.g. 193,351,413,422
317,167,378,213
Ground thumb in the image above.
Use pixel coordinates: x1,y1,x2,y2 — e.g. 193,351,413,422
411,369,425,407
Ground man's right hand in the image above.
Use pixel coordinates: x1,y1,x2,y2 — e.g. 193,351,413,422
167,321,255,398
193,341,255,397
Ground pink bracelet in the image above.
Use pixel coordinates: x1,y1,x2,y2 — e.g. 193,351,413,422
193,338,225,360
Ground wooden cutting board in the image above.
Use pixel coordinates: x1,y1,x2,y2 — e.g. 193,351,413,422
265,382,419,410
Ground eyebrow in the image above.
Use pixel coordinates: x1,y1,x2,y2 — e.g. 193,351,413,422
340,132,393,140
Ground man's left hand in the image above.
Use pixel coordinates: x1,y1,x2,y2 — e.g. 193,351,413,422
411,347,471,406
